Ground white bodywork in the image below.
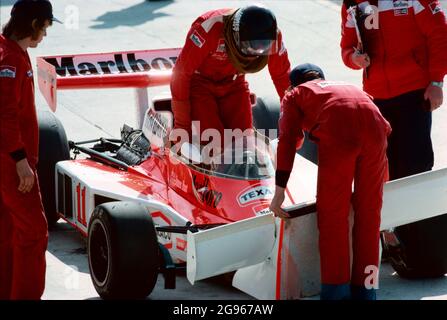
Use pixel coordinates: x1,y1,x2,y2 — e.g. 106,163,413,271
187,214,276,284
188,159,447,300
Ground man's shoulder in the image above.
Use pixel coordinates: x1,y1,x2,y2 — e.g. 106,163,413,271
0,49,25,68
0,36,25,64
193,8,233,33
0,45,25,79
199,8,233,21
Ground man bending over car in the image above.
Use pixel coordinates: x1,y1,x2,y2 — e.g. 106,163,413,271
170,4,290,151
269,64,391,300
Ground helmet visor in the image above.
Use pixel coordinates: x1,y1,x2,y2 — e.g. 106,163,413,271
239,39,278,56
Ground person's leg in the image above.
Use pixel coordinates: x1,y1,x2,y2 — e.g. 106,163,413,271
375,90,433,180
218,79,253,132
0,201,13,299
1,159,48,300
317,140,358,300
215,79,253,162
351,107,389,300
189,78,224,146
375,90,435,278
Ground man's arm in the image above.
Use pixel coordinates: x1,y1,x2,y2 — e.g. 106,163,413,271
170,22,216,131
270,89,304,219
267,30,291,101
0,54,25,159
414,0,447,110
275,89,305,188
340,2,366,70
0,53,35,193
415,0,447,83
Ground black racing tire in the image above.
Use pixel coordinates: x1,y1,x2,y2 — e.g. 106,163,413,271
88,201,160,299
388,214,447,279
252,96,318,164
252,96,281,132
37,110,70,228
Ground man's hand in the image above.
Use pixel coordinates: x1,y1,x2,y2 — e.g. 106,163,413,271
269,186,290,219
424,84,443,111
16,158,35,193
351,50,371,69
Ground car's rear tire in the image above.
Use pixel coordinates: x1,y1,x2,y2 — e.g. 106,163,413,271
37,110,70,228
386,214,447,278
252,96,318,164
88,201,160,299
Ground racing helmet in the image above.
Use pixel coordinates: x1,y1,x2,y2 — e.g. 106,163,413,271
232,5,278,56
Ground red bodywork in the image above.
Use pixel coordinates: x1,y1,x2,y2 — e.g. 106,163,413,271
69,146,280,227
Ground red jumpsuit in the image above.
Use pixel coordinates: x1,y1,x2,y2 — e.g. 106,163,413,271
340,0,447,99
0,35,48,300
170,8,291,140
276,80,391,285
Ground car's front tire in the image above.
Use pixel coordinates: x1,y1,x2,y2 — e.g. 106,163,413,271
88,201,160,299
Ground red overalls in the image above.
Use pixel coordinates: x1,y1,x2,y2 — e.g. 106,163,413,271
277,80,391,286
170,8,290,141
340,0,447,99
0,35,48,300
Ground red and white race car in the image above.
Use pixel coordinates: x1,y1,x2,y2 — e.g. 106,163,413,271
36,48,447,300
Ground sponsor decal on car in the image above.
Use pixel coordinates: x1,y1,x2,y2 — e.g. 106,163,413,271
192,175,222,208
44,52,177,77
152,211,173,249
254,207,273,217
252,203,273,217
238,185,273,206
0,65,16,78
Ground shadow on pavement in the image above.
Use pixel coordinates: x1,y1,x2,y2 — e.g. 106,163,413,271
47,220,90,274
91,0,173,29
0,0,15,7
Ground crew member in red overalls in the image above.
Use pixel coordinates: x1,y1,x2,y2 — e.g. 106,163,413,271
170,4,290,149
269,64,391,300
0,0,60,300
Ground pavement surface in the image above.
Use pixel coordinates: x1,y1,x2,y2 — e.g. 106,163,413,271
1,0,447,300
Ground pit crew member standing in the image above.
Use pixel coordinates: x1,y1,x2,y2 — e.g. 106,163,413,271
269,64,391,300
170,4,290,146
0,0,60,300
340,0,447,181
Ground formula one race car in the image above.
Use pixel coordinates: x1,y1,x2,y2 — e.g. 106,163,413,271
36,48,447,300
